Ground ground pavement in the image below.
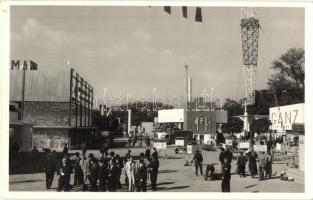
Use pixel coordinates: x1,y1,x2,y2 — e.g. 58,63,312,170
9,147,304,192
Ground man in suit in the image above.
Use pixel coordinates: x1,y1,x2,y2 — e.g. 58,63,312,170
62,143,68,156
108,158,117,192
237,151,247,177
73,152,83,186
257,151,267,180
57,157,73,192
89,157,99,191
221,157,231,192
224,146,233,164
137,159,147,192
219,148,225,172
265,151,273,179
44,150,57,189
125,157,136,192
98,159,108,191
152,148,158,160
247,147,258,177
193,149,203,176
80,152,91,191
149,156,159,191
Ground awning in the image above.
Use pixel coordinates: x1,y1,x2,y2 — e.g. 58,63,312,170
10,120,33,127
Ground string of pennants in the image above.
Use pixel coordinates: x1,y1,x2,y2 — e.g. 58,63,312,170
163,6,202,22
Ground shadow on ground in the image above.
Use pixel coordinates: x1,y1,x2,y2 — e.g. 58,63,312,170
158,186,190,191
10,179,43,184
159,169,178,174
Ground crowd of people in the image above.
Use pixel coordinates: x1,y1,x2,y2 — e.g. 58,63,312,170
218,146,272,192
190,146,273,193
42,141,275,193
44,147,160,192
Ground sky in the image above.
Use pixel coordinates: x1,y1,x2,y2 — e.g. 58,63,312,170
10,6,304,104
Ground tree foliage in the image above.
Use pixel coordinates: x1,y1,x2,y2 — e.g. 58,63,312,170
267,48,304,105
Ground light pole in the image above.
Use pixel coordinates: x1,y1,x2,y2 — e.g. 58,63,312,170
210,87,214,111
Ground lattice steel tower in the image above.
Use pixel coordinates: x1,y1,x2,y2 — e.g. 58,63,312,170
240,7,260,105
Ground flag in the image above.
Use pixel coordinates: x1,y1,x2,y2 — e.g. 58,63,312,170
194,117,199,131
204,117,208,131
30,60,38,70
195,7,202,22
182,6,187,18
164,6,171,14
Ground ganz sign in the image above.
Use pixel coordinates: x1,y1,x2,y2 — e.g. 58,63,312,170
269,103,304,131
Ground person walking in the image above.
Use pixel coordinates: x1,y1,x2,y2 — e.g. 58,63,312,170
44,150,57,189
115,154,123,189
73,152,83,186
132,134,137,147
128,135,132,147
193,149,203,176
221,157,231,192
89,157,99,191
149,156,159,191
108,158,117,192
62,143,68,156
224,146,233,163
219,148,225,172
151,148,158,160
125,157,136,192
247,147,258,177
257,152,267,181
265,151,272,179
137,159,147,192
124,150,132,164
98,159,108,191
145,149,151,161
57,158,72,192
237,151,247,177
146,136,150,147
80,152,91,191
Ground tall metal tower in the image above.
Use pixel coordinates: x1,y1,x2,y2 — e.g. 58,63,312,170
240,7,260,105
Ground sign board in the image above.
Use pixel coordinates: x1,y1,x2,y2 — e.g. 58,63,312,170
216,110,228,123
187,144,193,154
225,139,233,146
276,143,282,151
175,139,184,146
184,110,216,135
154,140,167,149
239,142,250,149
157,132,167,139
253,145,267,152
269,103,304,131
158,109,184,123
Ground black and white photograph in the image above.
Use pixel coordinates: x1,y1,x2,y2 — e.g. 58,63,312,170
0,1,312,199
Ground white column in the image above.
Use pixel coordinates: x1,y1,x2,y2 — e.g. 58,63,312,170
127,109,131,134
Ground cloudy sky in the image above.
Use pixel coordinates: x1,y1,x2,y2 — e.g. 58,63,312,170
10,6,304,104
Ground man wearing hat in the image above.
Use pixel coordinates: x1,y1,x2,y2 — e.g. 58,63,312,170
193,149,203,176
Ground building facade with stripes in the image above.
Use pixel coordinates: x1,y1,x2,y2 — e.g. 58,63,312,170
9,62,98,151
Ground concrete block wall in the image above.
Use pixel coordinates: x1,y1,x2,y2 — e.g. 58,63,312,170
24,101,70,127
32,128,69,151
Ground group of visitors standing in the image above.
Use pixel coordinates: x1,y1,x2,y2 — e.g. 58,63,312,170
245,148,272,180
193,147,233,193
44,147,160,192
216,146,273,192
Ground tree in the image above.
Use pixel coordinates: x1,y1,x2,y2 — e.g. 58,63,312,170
267,48,304,105
222,98,244,133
